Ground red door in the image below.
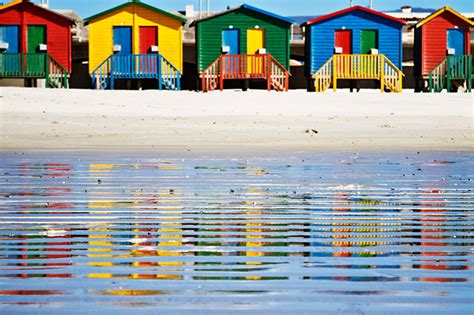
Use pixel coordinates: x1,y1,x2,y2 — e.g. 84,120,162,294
335,30,352,54
139,26,158,54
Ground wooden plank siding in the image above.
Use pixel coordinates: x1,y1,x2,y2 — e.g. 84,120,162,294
306,9,403,75
88,3,183,74
196,8,290,73
0,1,72,72
416,11,471,76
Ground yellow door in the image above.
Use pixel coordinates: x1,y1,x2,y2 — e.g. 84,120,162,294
247,29,265,75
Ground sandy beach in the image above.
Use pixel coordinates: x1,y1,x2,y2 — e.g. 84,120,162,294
0,87,472,152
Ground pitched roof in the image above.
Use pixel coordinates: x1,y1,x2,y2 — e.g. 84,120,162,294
414,6,473,28
84,0,187,25
303,6,406,26
0,0,74,22
191,4,294,26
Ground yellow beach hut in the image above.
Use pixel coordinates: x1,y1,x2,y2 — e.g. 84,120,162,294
84,0,186,90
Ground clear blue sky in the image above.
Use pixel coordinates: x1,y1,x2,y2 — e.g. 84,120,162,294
45,0,473,18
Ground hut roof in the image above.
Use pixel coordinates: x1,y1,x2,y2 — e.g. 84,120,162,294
84,0,187,25
191,4,295,26
302,6,406,26
413,6,473,28
0,0,74,23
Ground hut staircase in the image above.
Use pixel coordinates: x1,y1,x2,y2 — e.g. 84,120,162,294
428,55,472,92
91,54,181,90
0,53,69,88
312,54,403,92
201,54,290,92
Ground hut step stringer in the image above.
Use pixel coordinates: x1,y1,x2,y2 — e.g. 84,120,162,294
201,54,290,92
312,54,404,93
91,54,181,90
428,55,472,92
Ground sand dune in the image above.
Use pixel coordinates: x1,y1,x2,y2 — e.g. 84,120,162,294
0,87,472,152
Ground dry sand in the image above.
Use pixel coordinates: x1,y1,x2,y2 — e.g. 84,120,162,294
0,87,472,152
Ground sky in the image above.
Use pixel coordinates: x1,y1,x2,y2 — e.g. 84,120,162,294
44,0,473,18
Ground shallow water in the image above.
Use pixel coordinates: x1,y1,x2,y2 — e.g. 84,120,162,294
0,151,472,314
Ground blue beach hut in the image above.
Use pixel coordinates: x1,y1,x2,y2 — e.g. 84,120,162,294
302,6,406,92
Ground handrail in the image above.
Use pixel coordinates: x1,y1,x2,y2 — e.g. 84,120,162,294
201,56,220,92
46,54,69,89
428,55,472,92
0,52,47,77
91,53,181,90
201,54,290,92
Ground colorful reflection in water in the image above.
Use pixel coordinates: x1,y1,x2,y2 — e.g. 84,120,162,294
0,152,472,313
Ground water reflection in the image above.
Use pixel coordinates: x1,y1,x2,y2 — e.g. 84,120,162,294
0,153,472,311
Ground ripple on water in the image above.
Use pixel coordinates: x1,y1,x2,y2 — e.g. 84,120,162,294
0,152,473,313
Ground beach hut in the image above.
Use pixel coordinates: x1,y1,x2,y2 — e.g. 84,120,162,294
84,0,186,90
192,4,293,92
0,0,72,88
303,6,405,92
413,6,472,93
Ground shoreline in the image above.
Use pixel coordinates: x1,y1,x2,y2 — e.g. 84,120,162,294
1,87,472,153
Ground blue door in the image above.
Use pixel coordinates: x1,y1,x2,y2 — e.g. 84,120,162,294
0,25,20,74
222,29,239,54
222,29,239,75
112,26,132,75
0,25,20,52
447,29,464,55
113,26,132,55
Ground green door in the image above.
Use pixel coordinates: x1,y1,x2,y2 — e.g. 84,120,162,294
360,30,378,54
27,25,46,75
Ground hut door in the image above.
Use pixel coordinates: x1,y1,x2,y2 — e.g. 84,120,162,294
113,26,132,55
447,29,464,55
247,29,265,74
27,25,46,53
360,30,378,54
335,30,352,54
139,26,158,73
27,25,46,74
222,29,240,54
0,25,20,53
139,26,158,54
222,29,240,75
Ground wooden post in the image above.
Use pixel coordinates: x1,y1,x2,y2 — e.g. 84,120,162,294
333,56,337,92
45,54,50,88
219,55,224,91
267,55,271,91
158,55,163,90
446,56,451,93
468,56,472,92
380,56,384,92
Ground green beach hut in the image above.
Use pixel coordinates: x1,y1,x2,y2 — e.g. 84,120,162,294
192,4,293,92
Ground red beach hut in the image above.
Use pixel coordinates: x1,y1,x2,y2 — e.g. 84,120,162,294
413,6,473,92
0,0,72,88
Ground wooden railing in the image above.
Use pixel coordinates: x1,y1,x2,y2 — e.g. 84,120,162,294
429,55,472,92
201,54,289,92
91,53,181,90
46,54,69,89
0,53,68,88
312,54,403,92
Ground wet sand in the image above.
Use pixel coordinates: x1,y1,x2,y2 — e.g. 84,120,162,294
0,87,472,152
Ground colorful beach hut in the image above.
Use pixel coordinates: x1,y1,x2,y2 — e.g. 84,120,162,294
84,0,186,90
0,0,72,88
192,4,293,92
413,6,472,92
303,6,405,92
